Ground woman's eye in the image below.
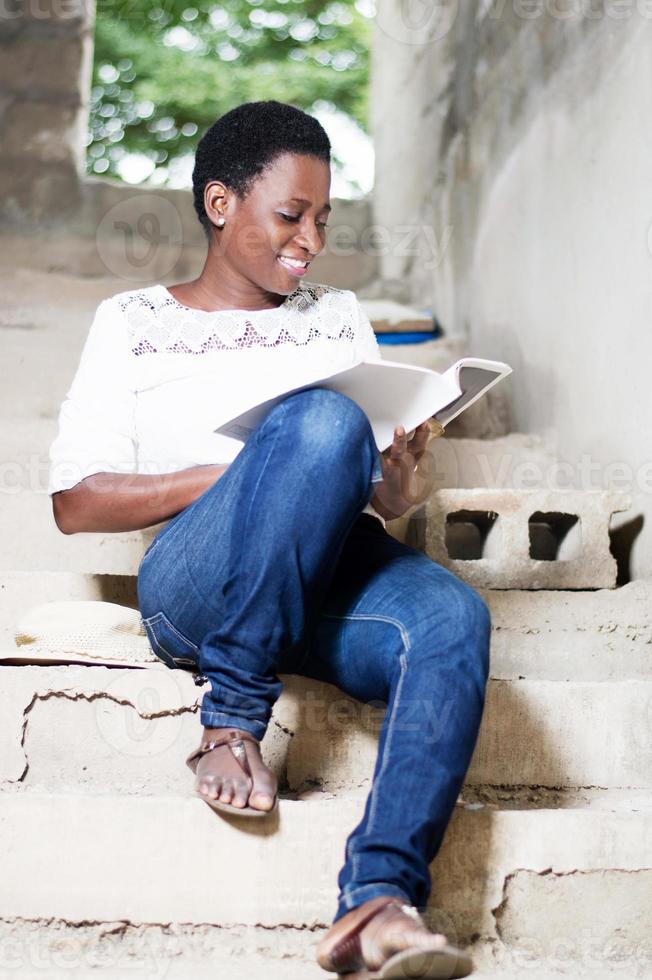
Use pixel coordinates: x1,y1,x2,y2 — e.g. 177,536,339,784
279,213,328,229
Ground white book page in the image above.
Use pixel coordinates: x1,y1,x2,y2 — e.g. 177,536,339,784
435,358,513,426
214,356,511,452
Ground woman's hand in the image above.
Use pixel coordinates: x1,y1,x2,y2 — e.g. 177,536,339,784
370,421,438,522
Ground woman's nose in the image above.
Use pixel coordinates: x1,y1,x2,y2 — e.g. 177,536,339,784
294,221,323,257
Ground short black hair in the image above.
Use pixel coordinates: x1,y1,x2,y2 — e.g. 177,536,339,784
192,100,331,238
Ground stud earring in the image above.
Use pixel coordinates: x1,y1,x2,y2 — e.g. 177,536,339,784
216,215,225,228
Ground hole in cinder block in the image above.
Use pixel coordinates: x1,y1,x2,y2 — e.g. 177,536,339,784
609,512,643,587
528,512,582,561
445,510,500,560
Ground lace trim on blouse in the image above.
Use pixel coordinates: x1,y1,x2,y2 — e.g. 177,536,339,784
117,282,359,356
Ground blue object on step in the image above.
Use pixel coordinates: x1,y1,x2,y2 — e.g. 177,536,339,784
374,310,443,345
377,331,439,345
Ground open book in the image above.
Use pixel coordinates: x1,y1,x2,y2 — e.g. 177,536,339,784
214,356,512,453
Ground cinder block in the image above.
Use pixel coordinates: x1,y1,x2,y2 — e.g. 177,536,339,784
424,488,630,589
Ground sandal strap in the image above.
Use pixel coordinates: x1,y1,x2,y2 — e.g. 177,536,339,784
327,898,409,973
186,729,260,776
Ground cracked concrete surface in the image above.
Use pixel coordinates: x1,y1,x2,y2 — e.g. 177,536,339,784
3,662,652,795
0,666,300,795
0,917,327,980
428,806,652,952
0,666,203,786
491,868,652,972
0,796,650,970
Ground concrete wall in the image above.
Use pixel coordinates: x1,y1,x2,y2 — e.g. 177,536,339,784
0,0,95,225
0,175,378,289
0,0,377,290
374,2,652,576
370,0,452,304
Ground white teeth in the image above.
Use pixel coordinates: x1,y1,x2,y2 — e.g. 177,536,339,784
279,256,308,269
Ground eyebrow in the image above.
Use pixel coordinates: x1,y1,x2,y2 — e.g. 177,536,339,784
285,197,332,211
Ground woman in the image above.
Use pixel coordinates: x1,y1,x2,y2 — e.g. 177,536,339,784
49,101,490,979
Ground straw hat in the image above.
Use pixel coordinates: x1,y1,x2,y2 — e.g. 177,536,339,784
6,600,158,668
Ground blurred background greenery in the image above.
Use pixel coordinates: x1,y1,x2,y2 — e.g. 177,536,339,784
87,0,374,197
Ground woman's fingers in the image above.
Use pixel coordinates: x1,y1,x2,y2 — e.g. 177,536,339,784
410,421,432,461
383,421,432,467
388,425,408,461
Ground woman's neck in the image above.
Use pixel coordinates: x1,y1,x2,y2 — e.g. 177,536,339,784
167,258,289,313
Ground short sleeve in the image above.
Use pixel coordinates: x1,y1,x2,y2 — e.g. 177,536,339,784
352,293,382,363
47,298,138,495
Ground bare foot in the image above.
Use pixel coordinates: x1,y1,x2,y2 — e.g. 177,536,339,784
193,726,277,811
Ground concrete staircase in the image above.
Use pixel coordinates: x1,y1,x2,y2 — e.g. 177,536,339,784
1,268,651,978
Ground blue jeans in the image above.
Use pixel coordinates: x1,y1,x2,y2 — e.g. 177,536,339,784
137,388,491,925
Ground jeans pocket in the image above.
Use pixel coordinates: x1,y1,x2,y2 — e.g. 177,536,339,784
142,611,200,671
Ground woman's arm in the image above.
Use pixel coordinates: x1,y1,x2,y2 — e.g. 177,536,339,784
52,463,228,535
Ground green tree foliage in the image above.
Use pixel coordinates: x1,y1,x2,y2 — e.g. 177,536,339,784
88,0,372,185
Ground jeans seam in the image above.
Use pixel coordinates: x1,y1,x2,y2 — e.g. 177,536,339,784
321,612,412,655
142,610,200,665
161,614,200,656
144,610,200,655
345,653,407,894
322,612,411,896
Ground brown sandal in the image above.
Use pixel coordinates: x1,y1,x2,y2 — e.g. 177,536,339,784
186,729,278,818
316,896,473,979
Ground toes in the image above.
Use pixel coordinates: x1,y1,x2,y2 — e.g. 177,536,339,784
249,790,275,810
248,773,277,810
197,775,221,800
218,779,236,804
219,777,254,808
192,734,277,811
229,789,249,809
246,755,277,810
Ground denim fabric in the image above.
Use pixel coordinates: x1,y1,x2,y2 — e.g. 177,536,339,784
137,387,491,925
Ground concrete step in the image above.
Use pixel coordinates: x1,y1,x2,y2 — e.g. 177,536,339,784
0,922,638,980
2,657,651,796
0,792,649,975
483,579,652,681
0,270,121,423
2,575,650,680
0,420,161,574
358,297,436,333
0,572,138,649
0,429,568,575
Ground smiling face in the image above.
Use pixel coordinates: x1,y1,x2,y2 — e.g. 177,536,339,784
203,152,331,297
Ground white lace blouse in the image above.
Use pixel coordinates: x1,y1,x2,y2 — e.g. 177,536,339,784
47,280,383,496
